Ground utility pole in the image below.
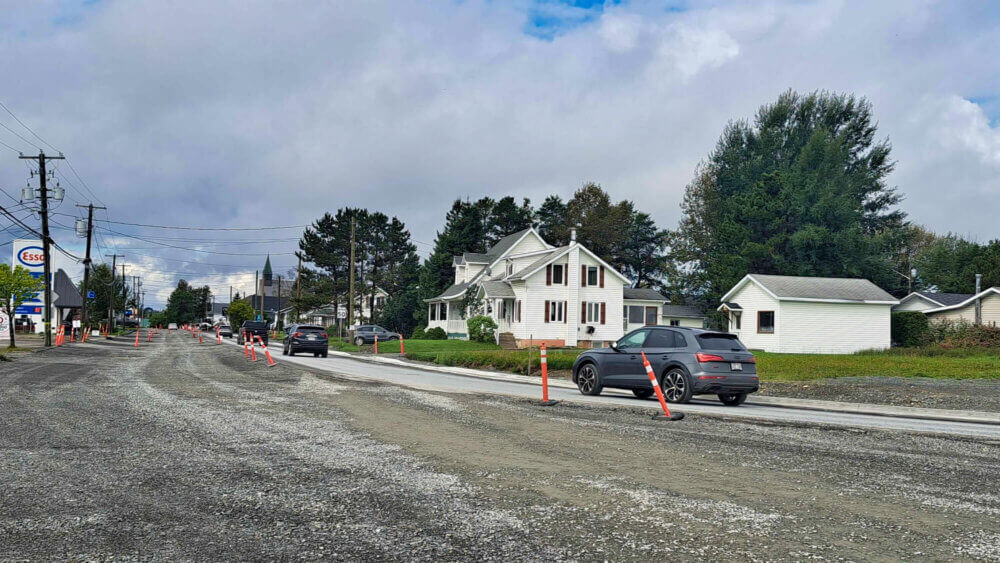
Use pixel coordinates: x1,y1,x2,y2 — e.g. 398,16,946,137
295,252,302,323
108,254,123,333
349,218,355,327
121,263,127,325
277,275,282,330
75,203,106,331
20,151,64,346
254,270,259,320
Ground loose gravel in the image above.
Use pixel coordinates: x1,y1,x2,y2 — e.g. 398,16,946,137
1,332,999,561
760,375,1000,412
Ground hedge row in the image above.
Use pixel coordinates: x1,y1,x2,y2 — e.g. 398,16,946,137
405,349,581,375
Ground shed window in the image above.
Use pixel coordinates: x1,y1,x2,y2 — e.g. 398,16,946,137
757,311,774,334
626,305,644,324
669,319,680,327
551,264,564,285
586,266,598,286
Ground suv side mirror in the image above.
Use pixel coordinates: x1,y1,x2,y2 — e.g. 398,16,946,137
610,341,619,351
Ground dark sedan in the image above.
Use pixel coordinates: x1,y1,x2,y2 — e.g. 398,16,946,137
572,327,758,406
283,324,329,357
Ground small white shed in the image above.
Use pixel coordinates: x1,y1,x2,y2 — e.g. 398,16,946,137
718,274,899,354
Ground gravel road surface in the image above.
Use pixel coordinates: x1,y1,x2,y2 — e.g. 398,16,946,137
2,331,1000,561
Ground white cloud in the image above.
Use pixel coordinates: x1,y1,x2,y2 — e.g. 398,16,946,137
0,0,998,306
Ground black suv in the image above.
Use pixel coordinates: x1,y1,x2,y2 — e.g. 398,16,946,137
237,321,269,345
283,324,329,357
352,324,399,346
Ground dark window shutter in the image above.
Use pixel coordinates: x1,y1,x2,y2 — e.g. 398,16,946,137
581,265,587,287
599,266,605,288
600,302,606,325
563,301,567,323
546,265,551,286
581,301,587,323
517,300,521,322
564,267,568,286
544,300,549,323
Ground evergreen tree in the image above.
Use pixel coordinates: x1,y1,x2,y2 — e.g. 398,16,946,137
536,195,566,242
486,196,534,246
670,90,906,310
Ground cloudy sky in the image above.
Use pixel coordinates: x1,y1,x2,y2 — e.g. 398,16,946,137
0,0,997,307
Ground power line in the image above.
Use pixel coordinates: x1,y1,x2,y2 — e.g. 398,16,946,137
0,100,59,153
97,219,309,231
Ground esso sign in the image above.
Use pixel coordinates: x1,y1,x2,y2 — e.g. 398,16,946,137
17,247,45,268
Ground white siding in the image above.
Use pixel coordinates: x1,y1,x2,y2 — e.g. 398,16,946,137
466,264,486,282
578,252,623,344
623,299,662,333
507,231,549,255
778,301,891,353
662,316,704,328
726,282,781,351
894,295,938,312
928,292,1000,326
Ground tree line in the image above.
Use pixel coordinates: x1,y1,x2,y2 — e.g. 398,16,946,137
149,89,992,334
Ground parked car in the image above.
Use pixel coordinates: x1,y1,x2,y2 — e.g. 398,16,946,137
352,324,400,346
217,324,233,338
282,324,329,357
571,327,758,406
237,321,269,345
168,323,178,330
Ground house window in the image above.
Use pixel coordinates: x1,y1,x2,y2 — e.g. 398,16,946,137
645,307,658,326
551,264,564,285
757,311,774,334
585,302,601,323
439,303,448,321
586,266,598,286
626,305,644,324
430,304,437,321
733,312,742,330
514,300,521,322
669,319,680,327
506,262,513,277
549,301,565,322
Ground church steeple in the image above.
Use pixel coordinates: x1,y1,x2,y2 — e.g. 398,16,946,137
263,254,273,287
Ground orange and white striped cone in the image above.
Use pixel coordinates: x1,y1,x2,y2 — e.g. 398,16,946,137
243,331,249,357
148,330,152,342
256,336,276,367
539,343,559,406
641,351,684,421
250,337,258,362
134,328,140,348
54,325,63,347
198,331,203,344
69,327,75,343
374,333,378,354
399,336,405,355
217,330,222,345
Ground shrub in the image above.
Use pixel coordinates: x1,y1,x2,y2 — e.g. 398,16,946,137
425,327,447,340
410,326,427,340
466,315,498,343
891,312,930,347
928,320,1000,348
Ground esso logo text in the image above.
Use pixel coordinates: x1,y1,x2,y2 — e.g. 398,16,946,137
17,247,45,267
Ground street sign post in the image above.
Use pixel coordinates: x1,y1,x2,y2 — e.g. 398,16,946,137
87,291,96,299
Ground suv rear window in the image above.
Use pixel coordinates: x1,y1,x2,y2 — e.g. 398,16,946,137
242,322,267,330
298,325,325,331
696,334,746,351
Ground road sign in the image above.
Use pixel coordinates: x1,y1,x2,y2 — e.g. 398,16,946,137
337,309,347,319
87,291,96,299
256,314,262,321
124,310,133,317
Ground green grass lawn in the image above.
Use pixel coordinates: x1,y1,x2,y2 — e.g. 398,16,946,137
353,338,1000,381
755,348,1000,381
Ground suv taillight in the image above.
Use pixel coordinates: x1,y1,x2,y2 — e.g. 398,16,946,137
695,352,725,363
292,332,303,338
745,356,756,364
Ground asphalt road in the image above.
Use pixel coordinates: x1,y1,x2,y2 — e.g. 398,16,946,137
2,332,1000,561
228,338,1000,439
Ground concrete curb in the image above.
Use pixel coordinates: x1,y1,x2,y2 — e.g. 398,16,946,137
327,350,1000,426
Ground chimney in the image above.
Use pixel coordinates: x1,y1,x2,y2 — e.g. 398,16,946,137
570,227,577,243
975,273,983,326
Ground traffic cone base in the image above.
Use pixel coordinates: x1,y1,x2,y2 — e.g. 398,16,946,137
652,412,686,421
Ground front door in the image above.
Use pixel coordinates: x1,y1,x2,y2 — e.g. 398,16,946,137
604,328,650,385
645,306,658,326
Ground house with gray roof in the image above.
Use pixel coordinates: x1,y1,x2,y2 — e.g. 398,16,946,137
718,274,899,354
426,227,669,347
896,288,1000,327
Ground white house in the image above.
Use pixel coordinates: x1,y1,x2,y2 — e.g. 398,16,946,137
426,227,651,348
896,288,1000,327
661,304,706,328
718,274,898,354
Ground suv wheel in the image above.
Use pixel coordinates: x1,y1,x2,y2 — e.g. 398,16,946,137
718,392,747,406
632,388,653,400
354,337,365,346
282,343,288,356
661,369,693,403
576,363,603,396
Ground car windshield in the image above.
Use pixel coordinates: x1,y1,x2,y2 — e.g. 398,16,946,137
243,322,267,330
219,325,230,330
297,325,325,331
696,334,746,351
